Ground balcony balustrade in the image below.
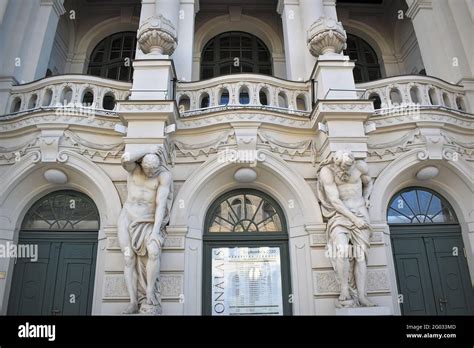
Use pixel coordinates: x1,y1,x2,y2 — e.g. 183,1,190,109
3,74,471,119
176,74,312,117
5,75,132,117
356,75,470,115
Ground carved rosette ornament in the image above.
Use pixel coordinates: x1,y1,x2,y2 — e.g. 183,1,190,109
307,17,347,57
137,15,177,55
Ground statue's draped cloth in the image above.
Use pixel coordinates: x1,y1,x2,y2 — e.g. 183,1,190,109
317,165,371,261
127,183,174,306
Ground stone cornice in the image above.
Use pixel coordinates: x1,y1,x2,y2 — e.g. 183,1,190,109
0,111,120,134
176,110,311,130
311,100,374,126
371,109,474,132
276,0,300,15
40,0,66,17
117,100,178,126
0,128,124,164
179,0,200,13
406,0,433,19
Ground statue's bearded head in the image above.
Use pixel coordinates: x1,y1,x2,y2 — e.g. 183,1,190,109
333,150,355,181
141,153,161,178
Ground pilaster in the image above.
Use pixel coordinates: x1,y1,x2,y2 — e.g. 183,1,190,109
173,0,199,81
277,0,307,81
20,0,66,82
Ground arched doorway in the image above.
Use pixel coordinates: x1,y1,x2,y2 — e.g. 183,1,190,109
200,31,273,79
202,189,292,315
388,187,474,315
8,190,99,315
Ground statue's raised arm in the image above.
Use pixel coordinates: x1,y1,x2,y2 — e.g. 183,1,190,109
121,145,161,173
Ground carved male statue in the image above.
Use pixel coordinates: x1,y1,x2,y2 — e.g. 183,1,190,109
317,150,375,308
118,145,173,314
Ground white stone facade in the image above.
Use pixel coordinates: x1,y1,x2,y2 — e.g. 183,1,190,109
0,0,472,316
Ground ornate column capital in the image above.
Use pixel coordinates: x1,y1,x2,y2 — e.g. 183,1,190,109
307,16,347,57
137,14,178,55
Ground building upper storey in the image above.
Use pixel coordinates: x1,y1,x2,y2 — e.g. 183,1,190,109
0,0,473,116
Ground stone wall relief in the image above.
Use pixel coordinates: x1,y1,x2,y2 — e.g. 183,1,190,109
367,128,473,162
0,129,124,164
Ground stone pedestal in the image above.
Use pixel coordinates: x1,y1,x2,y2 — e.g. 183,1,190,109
312,100,374,159
129,59,176,100
312,55,357,100
336,306,392,316
117,100,178,155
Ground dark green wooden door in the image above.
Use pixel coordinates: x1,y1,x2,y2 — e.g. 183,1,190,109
8,233,98,316
391,235,437,315
7,240,59,315
391,227,474,315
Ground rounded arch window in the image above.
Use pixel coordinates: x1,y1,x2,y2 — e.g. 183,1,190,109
88,31,137,82
22,190,100,231
206,190,286,233
344,34,381,83
200,31,272,79
387,187,457,224
203,189,291,315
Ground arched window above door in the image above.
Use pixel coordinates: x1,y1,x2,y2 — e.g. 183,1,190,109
387,187,457,224
88,31,137,81
201,31,273,80
344,34,381,83
206,190,285,234
22,190,100,231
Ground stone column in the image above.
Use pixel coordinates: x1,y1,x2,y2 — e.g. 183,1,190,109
407,0,474,112
299,0,324,79
19,0,66,82
0,1,37,113
172,0,199,82
323,0,337,19
130,0,180,100
118,0,180,173
277,0,306,81
406,0,472,82
305,3,356,100
0,0,9,25
406,0,474,111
